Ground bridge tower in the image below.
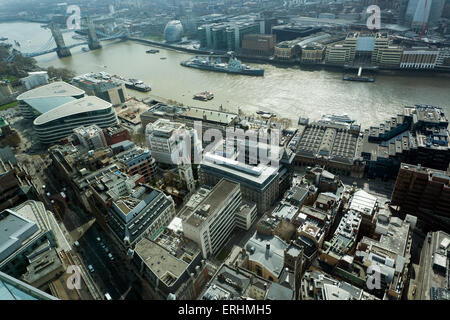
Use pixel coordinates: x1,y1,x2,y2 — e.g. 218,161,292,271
86,18,102,50
50,23,71,58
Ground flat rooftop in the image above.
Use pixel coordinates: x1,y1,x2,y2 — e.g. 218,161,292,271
134,237,188,286
0,201,52,265
181,179,240,228
349,190,378,216
0,210,39,262
206,265,251,299
201,152,280,187
404,105,448,124
142,103,187,118
148,118,185,134
271,203,298,221
400,163,450,184
245,233,288,278
180,107,237,125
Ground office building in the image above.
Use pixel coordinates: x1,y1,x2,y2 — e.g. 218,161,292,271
146,118,200,165
400,47,440,69
72,72,128,106
0,147,38,211
201,264,294,300
301,270,378,300
198,21,260,51
0,201,59,279
272,25,321,42
376,46,403,67
132,228,208,300
325,42,351,64
370,33,403,67
114,146,157,183
235,200,258,231
73,125,108,150
17,81,85,120
320,210,362,267
414,231,449,300
109,185,175,247
325,32,363,65
274,39,302,60
141,104,238,137
226,22,261,51
0,271,58,300
178,106,238,136
391,163,450,229
301,43,325,63
140,103,187,129
436,48,450,67
241,34,276,56
199,147,292,214
356,214,413,300
103,125,131,146
371,32,389,64
33,96,119,145
180,179,242,258
347,190,379,237
89,170,175,246
361,105,450,178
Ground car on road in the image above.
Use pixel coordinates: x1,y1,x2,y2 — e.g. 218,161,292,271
96,237,101,242
88,264,95,273
108,253,114,261
74,241,80,247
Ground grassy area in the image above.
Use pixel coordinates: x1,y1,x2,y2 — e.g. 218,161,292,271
216,247,231,262
144,34,164,42
0,101,18,110
1,75,17,82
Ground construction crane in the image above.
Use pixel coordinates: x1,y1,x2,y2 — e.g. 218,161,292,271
419,0,428,39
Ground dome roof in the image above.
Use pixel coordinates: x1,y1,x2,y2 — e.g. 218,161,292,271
164,20,183,43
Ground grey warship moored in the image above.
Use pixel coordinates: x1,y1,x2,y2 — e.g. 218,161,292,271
180,52,264,76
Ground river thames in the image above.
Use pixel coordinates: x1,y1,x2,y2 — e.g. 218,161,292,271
2,21,450,129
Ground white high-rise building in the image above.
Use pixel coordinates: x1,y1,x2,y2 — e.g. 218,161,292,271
180,179,243,258
145,118,201,165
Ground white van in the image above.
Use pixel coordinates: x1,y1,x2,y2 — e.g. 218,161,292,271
104,293,112,300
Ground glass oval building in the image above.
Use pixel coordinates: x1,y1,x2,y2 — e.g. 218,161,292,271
164,20,183,43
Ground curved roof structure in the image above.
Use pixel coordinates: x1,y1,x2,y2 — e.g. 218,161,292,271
164,20,183,42
17,81,85,100
33,95,112,126
22,96,76,115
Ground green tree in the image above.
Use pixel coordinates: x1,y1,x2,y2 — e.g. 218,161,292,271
46,66,75,82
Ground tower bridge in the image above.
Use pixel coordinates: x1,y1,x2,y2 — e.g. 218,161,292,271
5,19,127,62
